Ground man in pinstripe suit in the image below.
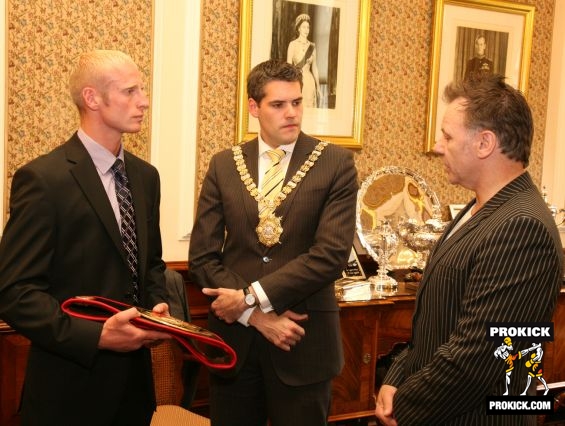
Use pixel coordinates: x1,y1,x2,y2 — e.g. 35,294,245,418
189,60,358,425
376,75,563,425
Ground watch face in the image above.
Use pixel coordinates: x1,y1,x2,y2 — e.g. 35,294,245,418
245,293,256,307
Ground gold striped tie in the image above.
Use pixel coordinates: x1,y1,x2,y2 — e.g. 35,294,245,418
259,148,285,217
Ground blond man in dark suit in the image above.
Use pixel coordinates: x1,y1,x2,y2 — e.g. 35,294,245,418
189,59,358,426
375,75,563,425
0,50,170,425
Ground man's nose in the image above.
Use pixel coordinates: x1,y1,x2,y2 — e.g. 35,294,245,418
432,138,444,154
285,103,299,117
138,92,150,110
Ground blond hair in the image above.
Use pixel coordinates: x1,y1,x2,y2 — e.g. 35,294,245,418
68,50,136,110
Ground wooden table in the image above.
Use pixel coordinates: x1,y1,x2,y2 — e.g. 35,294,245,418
330,282,416,421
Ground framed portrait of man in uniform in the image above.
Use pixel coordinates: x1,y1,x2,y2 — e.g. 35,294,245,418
424,0,534,153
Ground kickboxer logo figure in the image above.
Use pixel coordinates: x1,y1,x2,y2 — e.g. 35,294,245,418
520,343,549,395
494,337,521,395
494,338,547,395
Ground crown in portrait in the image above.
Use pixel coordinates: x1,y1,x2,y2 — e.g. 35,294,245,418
295,13,310,29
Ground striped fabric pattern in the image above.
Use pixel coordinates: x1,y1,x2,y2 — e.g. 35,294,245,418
383,172,563,425
111,159,140,305
259,148,285,217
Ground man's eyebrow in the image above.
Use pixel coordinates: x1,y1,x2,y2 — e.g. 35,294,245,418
268,96,303,103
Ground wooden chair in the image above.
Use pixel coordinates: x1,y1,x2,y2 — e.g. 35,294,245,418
150,268,210,425
150,339,210,425
151,404,210,426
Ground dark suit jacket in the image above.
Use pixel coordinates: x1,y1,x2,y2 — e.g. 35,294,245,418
0,134,167,425
384,172,563,425
188,133,358,386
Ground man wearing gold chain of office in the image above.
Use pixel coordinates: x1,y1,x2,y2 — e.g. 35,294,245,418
189,59,358,426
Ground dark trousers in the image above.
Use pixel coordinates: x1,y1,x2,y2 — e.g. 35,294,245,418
112,349,155,426
209,333,332,426
21,349,155,426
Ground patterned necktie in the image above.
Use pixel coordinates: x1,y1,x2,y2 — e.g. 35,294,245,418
111,159,139,304
259,149,285,217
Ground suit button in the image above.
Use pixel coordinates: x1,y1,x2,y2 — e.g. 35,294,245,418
262,256,271,263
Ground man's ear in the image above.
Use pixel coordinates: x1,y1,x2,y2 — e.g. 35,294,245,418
248,98,259,118
82,87,100,111
476,129,497,159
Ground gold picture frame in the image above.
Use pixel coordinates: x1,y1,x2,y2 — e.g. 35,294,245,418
236,0,370,149
424,0,535,152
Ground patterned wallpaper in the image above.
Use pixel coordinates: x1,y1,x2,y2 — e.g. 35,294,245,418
5,0,152,211
197,0,555,216
4,0,556,219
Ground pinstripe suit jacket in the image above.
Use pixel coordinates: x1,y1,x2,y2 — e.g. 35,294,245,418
188,133,358,385
0,134,167,425
384,172,563,425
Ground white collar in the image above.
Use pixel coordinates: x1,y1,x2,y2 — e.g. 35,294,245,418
258,134,296,157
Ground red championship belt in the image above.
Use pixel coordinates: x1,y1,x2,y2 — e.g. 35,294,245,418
61,296,236,370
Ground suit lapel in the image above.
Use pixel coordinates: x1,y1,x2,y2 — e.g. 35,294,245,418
240,140,261,229
421,201,476,278
278,134,316,219
419,172,534,291
65,135,126,262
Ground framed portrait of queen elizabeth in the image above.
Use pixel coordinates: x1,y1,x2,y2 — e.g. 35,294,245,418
236,0,370,149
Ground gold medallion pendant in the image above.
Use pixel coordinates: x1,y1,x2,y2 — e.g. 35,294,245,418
256,213,283,247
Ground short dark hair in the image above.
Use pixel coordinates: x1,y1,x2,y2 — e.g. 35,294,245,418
247,60,303,104
443,74,533,167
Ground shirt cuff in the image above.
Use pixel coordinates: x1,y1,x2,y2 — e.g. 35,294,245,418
237,307,255,327
251,281,273,313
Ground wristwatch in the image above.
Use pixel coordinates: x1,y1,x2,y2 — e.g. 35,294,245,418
243,286,257,307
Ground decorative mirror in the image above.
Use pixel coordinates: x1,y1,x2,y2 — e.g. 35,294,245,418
356,166,442,269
